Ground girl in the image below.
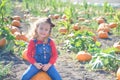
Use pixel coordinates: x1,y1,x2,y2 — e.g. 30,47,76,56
21,17,62,80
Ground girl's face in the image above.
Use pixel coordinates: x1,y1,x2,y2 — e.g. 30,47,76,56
37,23,51,39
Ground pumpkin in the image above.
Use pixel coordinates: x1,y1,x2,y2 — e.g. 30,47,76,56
98,31,108,39
76,51,92,62
73,23,79,31
109,22,117,28
10,26,20,34
14,32,29,42
22,49,28,61
21,34,29,42
92,36,97,42
96,17,105,24
12,15,21,21
48,15,54,19
117,68,120,80
53,14,60,19
78,17,85,21
14,32,21,40
97,23,110,32
11,20,21,27
61,14,67,19
59,27,68,34
31,71,52,80
0,38,7,47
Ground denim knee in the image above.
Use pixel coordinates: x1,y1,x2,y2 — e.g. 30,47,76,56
21,74,31,80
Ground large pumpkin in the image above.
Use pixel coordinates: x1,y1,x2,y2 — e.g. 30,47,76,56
0,38,7,47
117,68,120,80
31,71,52,80
98,31,108,39
76,51,92,62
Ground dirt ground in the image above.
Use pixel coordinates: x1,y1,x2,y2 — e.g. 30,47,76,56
1,1,120,80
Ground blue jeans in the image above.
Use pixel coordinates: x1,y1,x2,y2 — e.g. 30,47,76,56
21,64,62,80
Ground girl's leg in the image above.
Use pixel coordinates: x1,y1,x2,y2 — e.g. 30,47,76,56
21,64,40,80
47,65,62,80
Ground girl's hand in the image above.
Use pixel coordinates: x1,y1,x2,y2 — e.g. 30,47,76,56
42,63,52,71
34,63,43,69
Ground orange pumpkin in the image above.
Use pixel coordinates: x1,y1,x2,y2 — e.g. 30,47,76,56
98,31,108,39
14,32,21,40
53,14,60,19
109,22,117,28
0,38,7,47
78,17,85,21
22,49,28,61
96,17,105,24
11,20,21,27
76,51,92,62
12,15,21,21
92,36,97,42
61,14,67,19
117,68,120,80
14,32,29,42
73,23,79,31
31,71,52,80
10,26,20,34
59,27,68,34
97,23,110,32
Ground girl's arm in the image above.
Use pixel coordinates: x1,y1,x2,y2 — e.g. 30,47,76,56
27,39,36,64
49,39,58,64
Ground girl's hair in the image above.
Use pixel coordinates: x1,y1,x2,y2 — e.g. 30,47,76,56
31,17,55,43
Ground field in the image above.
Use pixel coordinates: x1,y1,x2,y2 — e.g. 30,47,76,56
0,0,120,80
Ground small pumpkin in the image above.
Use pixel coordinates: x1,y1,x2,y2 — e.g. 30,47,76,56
109,22,117,28
61,14,67,19
98,31,108,39
78,17,85,21
117,68,120,80
31,71,52,80
59,27,68,35
12,15,21,21
96,17,105,24
76,51,92,62
14,32,29,42
53,14,60,19
10,26,20,34
73,23,79,31
92,36,97,42
11,20,21,27
0,38,7,47
14,32,21,40
22,49,28,61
